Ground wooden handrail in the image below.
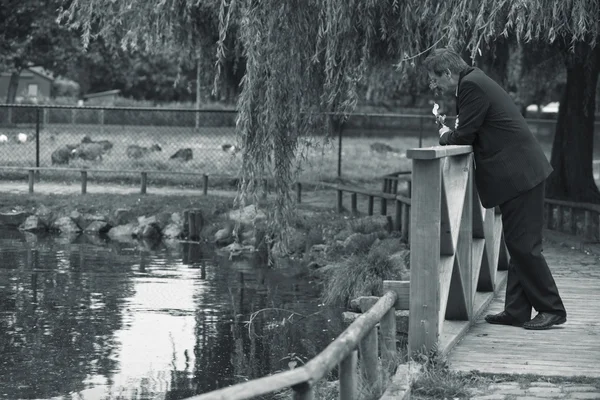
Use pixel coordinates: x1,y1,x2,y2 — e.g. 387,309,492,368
544,197,600,213
333,185,397,200
407,146,509,357
185,291,398,400
0,165,209,177
406,145,472,160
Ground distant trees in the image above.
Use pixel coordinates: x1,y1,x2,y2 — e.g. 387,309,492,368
0,0,241,103
0,0,79,102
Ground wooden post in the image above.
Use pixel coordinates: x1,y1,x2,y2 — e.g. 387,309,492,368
382,178,389,193
28,169,34,193
380,198,387,215
584,210,592,240
292,383,313,400
597,212,600,243
194,209,204,238
339,350,357,400
380,307,397,373
189,211,197,241
393,178,398,194
570,207,577,235
358,328,379,390
203,174,209,195
296,182,302,203
337,189,343,213
183,210,190,238
394,200,402,232
140,172,147,194
406,156,442,357
368,196,374,216
401,203,410,242
351,193,357,213
557,205,564,232
545,203,553,229
80,170,87,194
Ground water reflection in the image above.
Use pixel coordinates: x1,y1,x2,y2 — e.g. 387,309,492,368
0,229,343,400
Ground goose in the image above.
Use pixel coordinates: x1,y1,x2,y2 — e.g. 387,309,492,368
222,143,241,155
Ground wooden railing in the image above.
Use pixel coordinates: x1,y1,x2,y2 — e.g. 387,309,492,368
403,146,508,355
0,166,211,195
544,198,600,242
325,171,412,241
184,289,409,400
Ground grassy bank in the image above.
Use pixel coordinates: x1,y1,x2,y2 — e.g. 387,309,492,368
0,192,235,222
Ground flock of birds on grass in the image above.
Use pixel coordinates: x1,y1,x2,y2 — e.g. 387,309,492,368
50,135,193,165
0,132,243,165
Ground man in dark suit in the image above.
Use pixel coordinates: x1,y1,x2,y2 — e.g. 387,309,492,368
423,48,567,330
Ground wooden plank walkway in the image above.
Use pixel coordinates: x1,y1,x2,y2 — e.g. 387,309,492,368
447,238,600,377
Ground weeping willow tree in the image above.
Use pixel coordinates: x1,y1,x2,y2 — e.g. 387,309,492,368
59,0,447,242
60,0,600,245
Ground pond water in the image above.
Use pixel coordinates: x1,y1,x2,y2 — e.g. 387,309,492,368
0,230,344,400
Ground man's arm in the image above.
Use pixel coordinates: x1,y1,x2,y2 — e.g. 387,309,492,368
439,81,489,145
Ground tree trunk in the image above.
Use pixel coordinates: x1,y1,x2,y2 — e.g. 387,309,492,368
546,42,600,203
6,71,20,104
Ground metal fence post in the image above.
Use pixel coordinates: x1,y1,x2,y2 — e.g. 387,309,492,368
35,107,41,180
100,109,105,135
337,119,343,178
419,115,424,148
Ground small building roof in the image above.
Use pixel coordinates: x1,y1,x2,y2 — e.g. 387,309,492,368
0,67,55,81
28,66,55,81
83,89,122,99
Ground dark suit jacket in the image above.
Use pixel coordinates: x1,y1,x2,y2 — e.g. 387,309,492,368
439,67,552,208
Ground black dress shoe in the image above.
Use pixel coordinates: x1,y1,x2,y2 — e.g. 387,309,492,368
523,312,566,330
484,311,525,327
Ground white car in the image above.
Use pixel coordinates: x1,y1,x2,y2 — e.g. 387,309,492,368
526,102,559,114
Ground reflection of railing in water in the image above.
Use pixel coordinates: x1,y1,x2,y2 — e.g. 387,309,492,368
183,145,509,400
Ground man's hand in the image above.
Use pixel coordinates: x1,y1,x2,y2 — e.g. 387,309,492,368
438,125,452,137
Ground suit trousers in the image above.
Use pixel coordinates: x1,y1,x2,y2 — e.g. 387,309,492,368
498,180,567,322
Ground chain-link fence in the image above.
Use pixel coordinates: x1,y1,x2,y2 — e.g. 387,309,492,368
0,104,239,188
0,104,596,191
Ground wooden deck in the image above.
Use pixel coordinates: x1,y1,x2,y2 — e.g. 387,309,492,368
447,240,600,377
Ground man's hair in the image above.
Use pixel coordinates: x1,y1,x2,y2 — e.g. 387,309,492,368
423,48,469,75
